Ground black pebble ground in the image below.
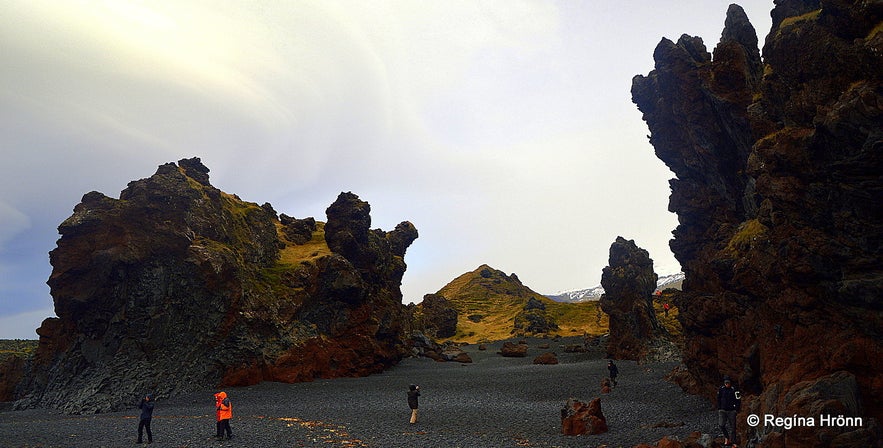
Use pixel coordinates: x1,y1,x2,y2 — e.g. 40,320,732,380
0,337,717,448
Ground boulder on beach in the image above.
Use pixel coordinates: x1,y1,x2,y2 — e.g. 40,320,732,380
532,352,558,365
498,341,528,358
600,377,612,394
561,397,608,436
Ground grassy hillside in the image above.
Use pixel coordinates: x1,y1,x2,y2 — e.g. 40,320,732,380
652,290,682,339
0,339,38,363
275,221,332,264
436,265,608,343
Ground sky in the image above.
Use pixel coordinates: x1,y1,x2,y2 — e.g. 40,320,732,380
0,1,774,339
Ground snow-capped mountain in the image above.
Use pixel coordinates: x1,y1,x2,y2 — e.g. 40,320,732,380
546,272,684,303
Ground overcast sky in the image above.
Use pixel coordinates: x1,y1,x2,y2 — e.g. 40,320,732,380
0,1,773,339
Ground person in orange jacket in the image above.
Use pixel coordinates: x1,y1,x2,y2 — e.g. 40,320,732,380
214,391,233,440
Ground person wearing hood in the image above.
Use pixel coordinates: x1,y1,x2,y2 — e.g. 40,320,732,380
407,384,420,424
214,391,233,440
137,393,155,444
607,359,619,387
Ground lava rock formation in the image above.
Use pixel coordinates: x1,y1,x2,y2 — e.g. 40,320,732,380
632,2,881,446
599,237,665,361
7,158,417,413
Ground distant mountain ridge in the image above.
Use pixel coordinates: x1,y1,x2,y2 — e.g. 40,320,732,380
546,272,684,303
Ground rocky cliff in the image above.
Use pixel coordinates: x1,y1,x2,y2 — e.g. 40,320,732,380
8,158,417,413
414,293,459,339
632,2,881,446
598,237,666,361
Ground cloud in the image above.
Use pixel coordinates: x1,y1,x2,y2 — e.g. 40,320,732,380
0,308,54,339
0,202,30,249
1,0,775,326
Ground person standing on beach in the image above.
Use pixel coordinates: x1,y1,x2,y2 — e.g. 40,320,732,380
214,391,234,440
607,360,619,387
407,384,420,424
717,376,741,447
137,393,155,444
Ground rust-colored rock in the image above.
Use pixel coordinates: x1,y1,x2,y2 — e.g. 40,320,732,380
532,352,558,365
655,437,686,448
632,2,882,446
0,355,27,402
600,377,612,394
561,397,608,436
498,341,528,357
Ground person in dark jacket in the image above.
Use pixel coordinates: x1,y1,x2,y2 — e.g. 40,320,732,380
717,376,741,447
407,384,420,424
607,360,619,387
137,393,155,444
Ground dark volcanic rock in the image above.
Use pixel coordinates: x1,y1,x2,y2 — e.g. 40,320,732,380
418,293,458,339
406,333,471,363
4,159,417,414
279,214,317,245
0,355,27,403
513,297,559,336
633,2,882,446
599,237,665,361
498,341,528,358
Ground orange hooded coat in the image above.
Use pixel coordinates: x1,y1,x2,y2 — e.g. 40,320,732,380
214,391,232,421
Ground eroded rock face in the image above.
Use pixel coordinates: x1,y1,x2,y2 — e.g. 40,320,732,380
599,237,664,361
632,2,882,445
418,293,458,339
8,159,417,413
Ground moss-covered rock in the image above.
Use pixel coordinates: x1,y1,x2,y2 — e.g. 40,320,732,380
6,159,417,414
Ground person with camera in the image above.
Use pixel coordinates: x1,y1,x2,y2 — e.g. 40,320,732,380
214,391,234,440
136,393,154,444
407,384,421,424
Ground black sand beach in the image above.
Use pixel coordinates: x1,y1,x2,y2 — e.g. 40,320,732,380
0,338,716,448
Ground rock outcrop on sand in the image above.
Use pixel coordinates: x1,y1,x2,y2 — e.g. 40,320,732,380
632,2,882,446
5,158,417,413
561,397,608,436
599,237,666,361
415,293,459,339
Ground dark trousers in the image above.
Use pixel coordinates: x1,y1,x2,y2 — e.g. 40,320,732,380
217,419,232,438
719,409,737,443
138,418,152,442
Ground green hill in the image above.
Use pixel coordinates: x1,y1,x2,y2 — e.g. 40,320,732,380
0,339,38,363
436,265,608,343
